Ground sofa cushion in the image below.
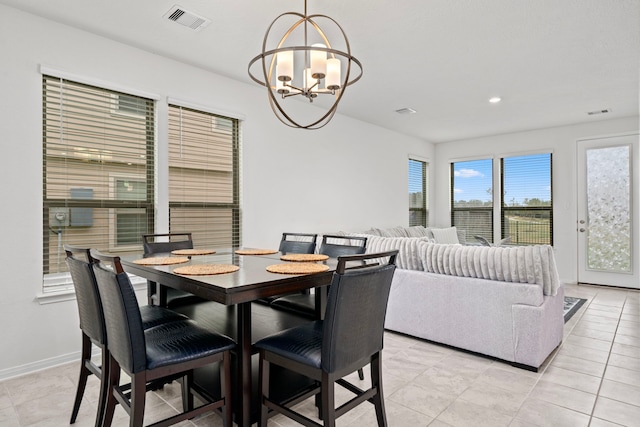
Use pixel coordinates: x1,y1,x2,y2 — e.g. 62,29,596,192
402,226,426,238
419,242,560,296
350,235,427,270
365,226,410,237
430,226,460,244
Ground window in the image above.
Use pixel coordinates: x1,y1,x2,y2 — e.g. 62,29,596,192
168,105,240,248
110,93,148,117
110,173,147,249
42,75,154,284
450,154,553,246
501,153,553,245
42,79,242,293
451,159,493,242
408,158,428,226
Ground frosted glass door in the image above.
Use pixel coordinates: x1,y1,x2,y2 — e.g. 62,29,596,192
577,134,639,288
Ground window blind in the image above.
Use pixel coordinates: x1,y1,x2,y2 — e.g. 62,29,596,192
501,153,553,245
408,159,428,226
42,75,155,281
168,105,240,248
451,158,493,242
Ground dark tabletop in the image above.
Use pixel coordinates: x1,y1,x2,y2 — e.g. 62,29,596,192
120,248,337,305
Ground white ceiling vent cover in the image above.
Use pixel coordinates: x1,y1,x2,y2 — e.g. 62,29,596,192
395,107,417,115
587,108,611,116
164,5,211,31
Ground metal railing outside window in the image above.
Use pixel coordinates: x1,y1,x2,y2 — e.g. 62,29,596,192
501,153,553,245
450,158,493,242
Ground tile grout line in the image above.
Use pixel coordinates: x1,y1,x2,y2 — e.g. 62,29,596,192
586,292,627,426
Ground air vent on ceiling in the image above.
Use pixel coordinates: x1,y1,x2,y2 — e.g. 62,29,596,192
164,5,211,31
395,107,417,115
587,108,611,116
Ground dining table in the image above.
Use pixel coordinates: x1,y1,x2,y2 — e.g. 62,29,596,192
120,248,337,427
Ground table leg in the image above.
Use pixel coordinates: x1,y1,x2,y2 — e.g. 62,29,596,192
315,286,328,320
237,302,252,427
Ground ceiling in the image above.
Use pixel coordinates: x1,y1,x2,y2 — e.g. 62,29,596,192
3,0,638,142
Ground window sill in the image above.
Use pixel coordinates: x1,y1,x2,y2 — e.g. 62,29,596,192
37,275,147,305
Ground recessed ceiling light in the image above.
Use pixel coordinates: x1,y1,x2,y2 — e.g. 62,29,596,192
395,107,417,114
489,97,501,103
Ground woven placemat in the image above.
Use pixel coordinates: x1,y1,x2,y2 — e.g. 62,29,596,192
235,248,279,255
170,249,217,256
280,253,329,262
266,263,330,275
173,264,239,275
133,257,190,266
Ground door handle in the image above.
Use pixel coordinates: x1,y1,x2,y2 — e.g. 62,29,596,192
579,228,586,232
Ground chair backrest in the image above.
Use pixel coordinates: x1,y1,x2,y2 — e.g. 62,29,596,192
142,233,193,255
319,234,367,258
321,250,398,374
64,245,106,345
278,232,318,254
90,249,147,375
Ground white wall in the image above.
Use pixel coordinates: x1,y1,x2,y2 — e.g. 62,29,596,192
433,117,639,284
0,5,433,377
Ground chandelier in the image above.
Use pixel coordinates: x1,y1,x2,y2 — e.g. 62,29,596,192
248,0,363,129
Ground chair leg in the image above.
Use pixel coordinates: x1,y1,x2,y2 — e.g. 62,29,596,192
130,373,147,427
158,285,168,307
70,333,92,424
180,371,194,413
259,353,270,427
95,344,110,427
101,355,120,427
315,390,323,420
357,368,365,381
221,352,233,427
147,281,157,306
371,354,387,427
320,372,336,427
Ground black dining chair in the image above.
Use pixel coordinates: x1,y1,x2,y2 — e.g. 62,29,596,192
255,232,320,307
278,232,318,254
255,250,398,427
90,249,236,427
143,233,206,308
270,234,369,380
65,245,189,427
270,234,368,318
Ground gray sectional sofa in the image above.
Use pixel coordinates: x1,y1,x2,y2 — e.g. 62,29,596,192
344,226,564,370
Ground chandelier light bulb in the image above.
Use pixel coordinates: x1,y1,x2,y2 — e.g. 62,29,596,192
325,58,341,90
310,43,327,79
277,50,293,82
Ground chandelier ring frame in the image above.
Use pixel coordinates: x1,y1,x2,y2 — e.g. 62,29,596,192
247,10,363,129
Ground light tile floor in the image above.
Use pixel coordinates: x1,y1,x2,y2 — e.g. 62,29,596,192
0,283,638,426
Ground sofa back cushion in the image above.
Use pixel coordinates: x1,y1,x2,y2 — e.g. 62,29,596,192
349,235,427,270
362,226,433,239
419,242,561,296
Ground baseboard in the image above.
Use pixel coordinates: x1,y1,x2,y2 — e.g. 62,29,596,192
0,349,98,382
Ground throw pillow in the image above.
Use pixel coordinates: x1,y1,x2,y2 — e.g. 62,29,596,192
431,227,460,244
